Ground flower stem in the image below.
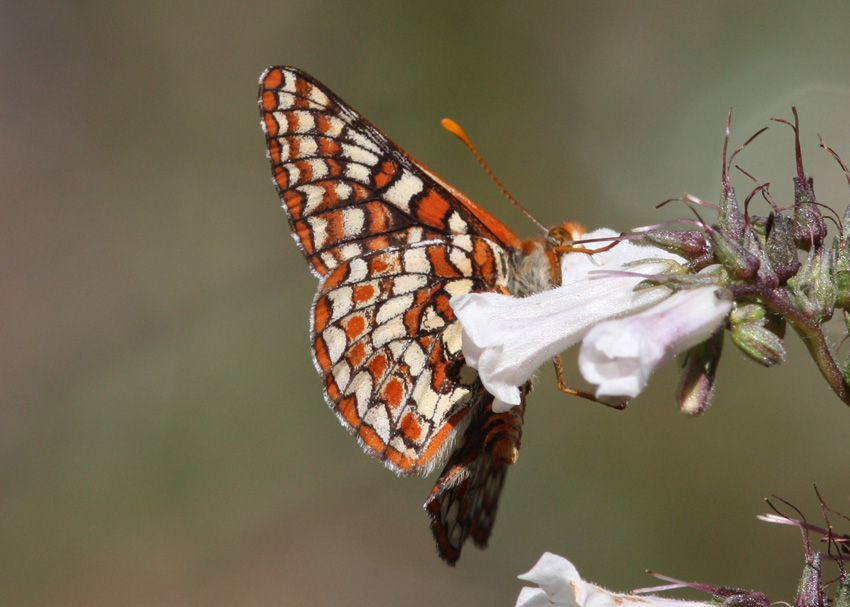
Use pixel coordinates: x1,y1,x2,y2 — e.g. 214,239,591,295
733,284,850,405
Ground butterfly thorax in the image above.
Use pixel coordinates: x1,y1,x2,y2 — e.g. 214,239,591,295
505,239,559,297
504,220,588,296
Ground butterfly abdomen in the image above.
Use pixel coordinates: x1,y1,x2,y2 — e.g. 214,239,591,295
482,401,525,466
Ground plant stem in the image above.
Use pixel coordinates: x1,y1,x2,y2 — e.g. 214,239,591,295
733,283,850,405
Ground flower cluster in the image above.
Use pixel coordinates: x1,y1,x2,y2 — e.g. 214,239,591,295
516,498,850,607
515,552,715,607
515,547,849,607
452,230,727,411
453,109,850,414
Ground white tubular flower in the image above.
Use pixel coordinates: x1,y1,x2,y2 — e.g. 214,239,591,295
578,285,732,401
451,229,685,412
516,553,713,607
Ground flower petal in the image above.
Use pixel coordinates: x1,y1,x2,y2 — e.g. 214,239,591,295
515,587,557,607
517,552,582,606
452,229,685,412
516,553,717,607
578,286,732,400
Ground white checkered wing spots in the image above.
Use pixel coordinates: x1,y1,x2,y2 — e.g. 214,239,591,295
259,66,512,278
312,236,509,474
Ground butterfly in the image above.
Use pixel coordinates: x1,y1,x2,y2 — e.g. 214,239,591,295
258,66,579,564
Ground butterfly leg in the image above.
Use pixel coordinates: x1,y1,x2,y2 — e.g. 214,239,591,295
552,355,627,410
548,235,624,286
551,236,621,257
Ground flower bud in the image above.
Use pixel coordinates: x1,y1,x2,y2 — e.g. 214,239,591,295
764,212,800,285
743,227,779,288
718,182,746,241
834,571,850,607
646,571,770,607
833,235,850,310
640,229,711,263
706,226,761,280
729,303,767,325
794,550,825,607
713,588,771,607
728,303,786,367
792,176,827,250
843,326,850,385
730,321,786,367
788,248,837,322
676,332,723,416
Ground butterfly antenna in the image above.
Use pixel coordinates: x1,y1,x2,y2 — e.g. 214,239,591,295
442,118,549,234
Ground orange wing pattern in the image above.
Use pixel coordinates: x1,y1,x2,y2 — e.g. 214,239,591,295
259,66,520,277
312,237,508,474
259,66,531,563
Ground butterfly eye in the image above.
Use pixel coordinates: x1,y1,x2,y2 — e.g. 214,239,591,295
548,221,588,246
548,226,572,245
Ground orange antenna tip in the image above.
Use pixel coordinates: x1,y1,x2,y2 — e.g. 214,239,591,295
440,117,548,235
441,118,467,140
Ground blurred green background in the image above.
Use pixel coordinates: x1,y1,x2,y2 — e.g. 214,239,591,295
4,2,850,605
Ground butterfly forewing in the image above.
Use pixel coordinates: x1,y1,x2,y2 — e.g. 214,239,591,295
259,66,518,276
259,66,531,563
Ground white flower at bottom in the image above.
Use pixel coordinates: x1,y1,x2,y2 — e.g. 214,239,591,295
516,553,714,607
578,286,731,401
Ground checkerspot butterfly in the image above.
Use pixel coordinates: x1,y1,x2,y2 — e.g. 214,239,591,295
258,66,576,564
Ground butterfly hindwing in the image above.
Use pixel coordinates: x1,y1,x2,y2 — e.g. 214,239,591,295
425,390,527,564
312,236,509,474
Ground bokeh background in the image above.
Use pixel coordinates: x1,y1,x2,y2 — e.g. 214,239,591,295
4,2,850,605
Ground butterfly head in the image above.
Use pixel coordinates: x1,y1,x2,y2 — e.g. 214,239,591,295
547,221,587,247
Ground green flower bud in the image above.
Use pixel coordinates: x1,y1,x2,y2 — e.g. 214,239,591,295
792,176,826,250
742,227,781,288
729,303,767,326
730,322,786,367
640,229,710,262
788,248,837,322
707,225,761,280
833,236,850,310
834,571,850,607
718,182,746,240
794,550,825,607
